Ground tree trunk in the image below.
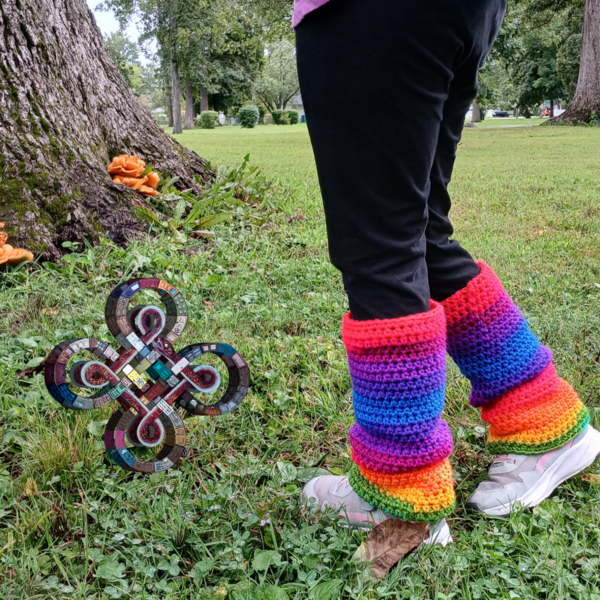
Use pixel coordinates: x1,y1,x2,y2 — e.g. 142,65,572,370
0,0,209,261
472,102,481,123
166,87,174,127
200,88,209,112
169,0,182,134
550,98,554,118
549,0,600,124
184,80,195,129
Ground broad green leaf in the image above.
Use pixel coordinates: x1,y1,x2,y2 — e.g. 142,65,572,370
184,200,208,224
87,420,108,436
140,163,153,177
252,550,282,571
174,198,187,222
193,212,232,230
134,206,162,227
277,461,297,483
309,580,343,600
296,467,331,483
262,585,289,600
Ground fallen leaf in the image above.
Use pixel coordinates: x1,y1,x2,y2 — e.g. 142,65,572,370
17,359,46,380
41,308,59,316
288,208,307,223
353,519,429,579
188,230,215,239
580,473,600,484
202,300,214,309
25,477,38,496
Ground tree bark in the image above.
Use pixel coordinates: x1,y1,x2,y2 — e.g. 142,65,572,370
184,80,195,129
550,98,554,118
169,0,182,135
0,0,209,261
200,88,209,112
166,87,174,127
549,0,600,124
471,102,481,123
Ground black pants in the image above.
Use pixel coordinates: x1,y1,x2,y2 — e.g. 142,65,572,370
296,0,507,320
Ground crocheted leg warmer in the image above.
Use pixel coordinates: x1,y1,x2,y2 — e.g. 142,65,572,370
343,302,455,522
443,262,589,454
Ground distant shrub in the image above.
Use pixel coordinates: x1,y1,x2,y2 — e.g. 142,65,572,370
198,111,219,129
271,110,284,125
238,105,260,128
279,112,290,125
264,113,273,125
285,110,299,124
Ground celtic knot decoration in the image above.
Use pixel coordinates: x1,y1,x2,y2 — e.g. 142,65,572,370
43,278,250,473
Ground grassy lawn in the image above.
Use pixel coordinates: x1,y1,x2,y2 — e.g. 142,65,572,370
471,116,547,128
2,124,600,599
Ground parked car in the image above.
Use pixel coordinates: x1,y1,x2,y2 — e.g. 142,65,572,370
540,109,551,117
492,110,509,117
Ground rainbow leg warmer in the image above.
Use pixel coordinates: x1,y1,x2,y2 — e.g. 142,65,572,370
343,302,455,522
443,262,589,454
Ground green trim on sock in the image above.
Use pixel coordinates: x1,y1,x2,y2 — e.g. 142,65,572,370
487,408,589,455
348,466,455,523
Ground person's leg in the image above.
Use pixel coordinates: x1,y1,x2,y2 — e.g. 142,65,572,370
296,0,505,527
442,263,600,515
420,8,599,516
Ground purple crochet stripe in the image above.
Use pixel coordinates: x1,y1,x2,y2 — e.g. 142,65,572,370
352,370,446,398
350,422,453,473
348,351,446,383
447,295,522,358
346,337,446,363
356,414,441,442
470,345,553,407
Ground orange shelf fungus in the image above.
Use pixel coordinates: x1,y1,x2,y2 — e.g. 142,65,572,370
107,154,161,196
0,223,34,267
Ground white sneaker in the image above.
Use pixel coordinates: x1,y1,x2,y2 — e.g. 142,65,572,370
302,474,452,545
467,425,600,517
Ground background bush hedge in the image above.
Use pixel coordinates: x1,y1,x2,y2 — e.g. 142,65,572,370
271,110,284,125
285,110,299,125
198,110,219,129
238,105,260,128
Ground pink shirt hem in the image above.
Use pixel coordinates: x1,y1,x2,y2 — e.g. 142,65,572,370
292,0,330,27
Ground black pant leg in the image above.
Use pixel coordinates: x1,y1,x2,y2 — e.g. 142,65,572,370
296,0,506,320
426,2,507,301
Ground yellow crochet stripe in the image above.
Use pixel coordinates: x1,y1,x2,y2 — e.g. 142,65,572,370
357,458,455,514
488,401,585,446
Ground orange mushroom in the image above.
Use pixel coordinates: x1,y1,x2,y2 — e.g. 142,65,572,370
107,154,146,178
146,171,160,189
113,175,148,191
0,223,34,267
107,156,161,197
139,185,160,196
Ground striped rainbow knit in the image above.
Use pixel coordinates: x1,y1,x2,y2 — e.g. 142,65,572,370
442,262,589,454
343,302,455,522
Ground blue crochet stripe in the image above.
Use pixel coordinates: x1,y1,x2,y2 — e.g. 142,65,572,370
454,319,541,383
352,384,445,428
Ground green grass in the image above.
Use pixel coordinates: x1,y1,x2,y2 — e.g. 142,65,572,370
470,116,547,128
2,124,600,599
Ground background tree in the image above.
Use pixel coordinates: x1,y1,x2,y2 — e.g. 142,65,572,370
253,40,300,112
0,0,209,261
104,30,142,92
496,0,598,122
101,0,265,131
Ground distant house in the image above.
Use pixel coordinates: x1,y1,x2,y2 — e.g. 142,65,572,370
290,94,305,121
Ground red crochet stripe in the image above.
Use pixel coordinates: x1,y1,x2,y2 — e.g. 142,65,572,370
342,301,446,352
481,363,559,427
442,262,504,326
